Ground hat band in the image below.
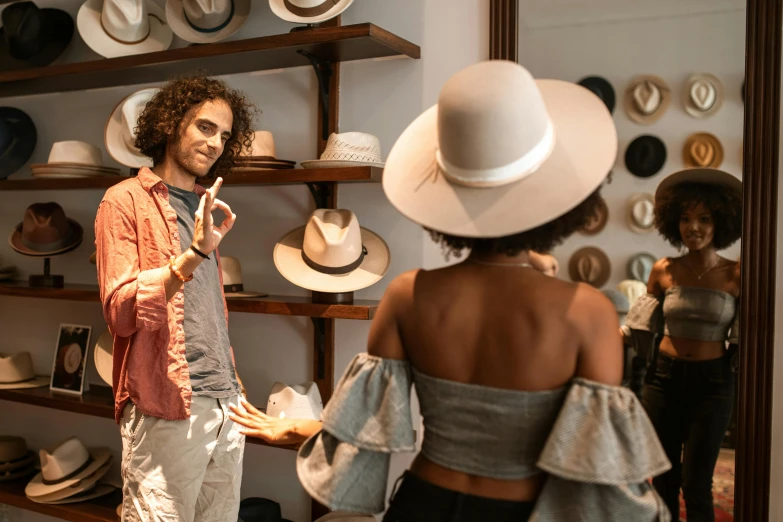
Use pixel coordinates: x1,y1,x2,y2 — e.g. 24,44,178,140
184,0,235,33
284,0,339,18
100,14,164,45
21,226,74,253
224,283,244,293
41,456,94,486
301,245,366,275
435,122,555,188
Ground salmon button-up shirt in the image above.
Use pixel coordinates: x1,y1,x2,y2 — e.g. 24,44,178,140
95,168,234,423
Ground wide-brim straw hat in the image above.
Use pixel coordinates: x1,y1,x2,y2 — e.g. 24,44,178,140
77,0,173,58
26,445,111,497
683,73,724,119
627,193,656,234
166,0,251,44
383,61,617,238
655,168,741,202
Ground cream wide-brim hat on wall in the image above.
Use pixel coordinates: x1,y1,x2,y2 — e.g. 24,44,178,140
105,88,158,169
383,61,617,238
269,0,354,24
683,73,724,119
166,0,251,44
624,75,671,125
627,193,656,234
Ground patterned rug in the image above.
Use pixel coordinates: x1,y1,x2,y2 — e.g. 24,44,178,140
679,449,735,521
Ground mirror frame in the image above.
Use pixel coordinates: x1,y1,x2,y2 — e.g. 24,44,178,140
489,1,781,520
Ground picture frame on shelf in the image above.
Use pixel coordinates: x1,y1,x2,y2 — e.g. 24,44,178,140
49,324,92,396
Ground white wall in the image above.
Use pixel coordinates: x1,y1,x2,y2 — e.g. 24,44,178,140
0,1,487,521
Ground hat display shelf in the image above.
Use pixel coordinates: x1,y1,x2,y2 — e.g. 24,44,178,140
29,257,63,288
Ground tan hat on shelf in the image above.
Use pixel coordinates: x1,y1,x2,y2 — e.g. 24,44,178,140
9,202,84,257
93,330,113,387
683,73,724,119
269,0,355,24
682,132,724,169
166,0,251,44
30,141,121,179
0,352,50,390
627,193,655,234
274,209,390,293
105,88,158,169
383,61,617,238
579,197,608,236
624,75,671,125
25,437,112,498
568,246,611,288
28,461,112,504
300,132,385,169
266,381,323,420
77,0,173,58
220,256,268,298
35,485,117,505
627,252,657,283
234,130,296,169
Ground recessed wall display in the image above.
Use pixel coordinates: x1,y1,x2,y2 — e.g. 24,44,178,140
625,135,667,178
627,193,656,234
577,76,616,114
568,246,611,288
683,132,724,169
683,73,724,118
624,75,671,125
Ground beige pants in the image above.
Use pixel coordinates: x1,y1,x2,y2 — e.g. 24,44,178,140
120,395,246,522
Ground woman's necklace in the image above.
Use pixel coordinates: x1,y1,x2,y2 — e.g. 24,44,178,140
685,257,721,279
467,258,532,268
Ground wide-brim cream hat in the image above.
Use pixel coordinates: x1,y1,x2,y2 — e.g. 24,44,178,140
269,0,354,24
28,460,111,503
105,87,158,169
0,352,50,390
166,0,251,44
682,132,724,169
624,75,671,125
274,209,390,293
93,330,113,387
683,73,724,119
655,167,741,202
78,0,173,59
36,484,116,505
627,193,655,234
25,437,112,497
383,61,617,238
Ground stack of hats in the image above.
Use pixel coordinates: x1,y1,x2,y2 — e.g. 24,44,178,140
0,436,36,482
25,436,114,505
30,142,121,179
234,131,296,170
0,263,16,282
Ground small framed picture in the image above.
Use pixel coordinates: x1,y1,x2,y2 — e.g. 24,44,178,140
50,324,92,395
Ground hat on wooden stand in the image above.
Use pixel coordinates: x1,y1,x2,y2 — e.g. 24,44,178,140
9,202,83,257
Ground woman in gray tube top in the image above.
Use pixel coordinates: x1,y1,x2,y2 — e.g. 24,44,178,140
231,61,671,522
623,168,741,521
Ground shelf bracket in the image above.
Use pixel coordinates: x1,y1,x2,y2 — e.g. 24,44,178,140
297,50,333,141
305,181,333,209
311,317,326,380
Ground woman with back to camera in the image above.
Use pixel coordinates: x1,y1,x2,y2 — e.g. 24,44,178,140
623,168,741,521
230,61,671,521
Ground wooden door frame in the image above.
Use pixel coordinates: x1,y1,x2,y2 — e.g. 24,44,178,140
489,1,782,520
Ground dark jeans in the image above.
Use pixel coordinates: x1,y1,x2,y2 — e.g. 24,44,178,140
383,472,534,522
642,353,735,522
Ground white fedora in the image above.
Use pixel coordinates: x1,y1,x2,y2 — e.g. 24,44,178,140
28,460,111,503
105,87,158,168
220,256,267,298
0,352,50,390
300,132,385,169
269,0,354,24
627,193,655,234
683,73,724,119
624,75,671,125
274,209,390,293
166,0,251,44
266,381,323,420
383,60,617,238
77,0,173,58
315,512,376,522
25,437,112,497
93,330,113,387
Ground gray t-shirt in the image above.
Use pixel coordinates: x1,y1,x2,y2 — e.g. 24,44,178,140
165,183,239,398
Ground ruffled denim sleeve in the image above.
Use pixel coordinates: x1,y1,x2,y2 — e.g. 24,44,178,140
624,293,664,334
531,378,672,521
296,353,415,514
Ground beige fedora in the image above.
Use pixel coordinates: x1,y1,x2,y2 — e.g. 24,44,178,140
274,209,390,293
269,0,354,24
683,74,724,119
624,75,671,125
627,193,655,234
30,141,120,178
25,437,112,497
568,247,611,288
77,0,173,58
220,256,267,298
0,352,50,389
166,0,251,44
683,132,724,169
266,381,323,420
235,130,296,167
28,460,111,503
383,61,617,238
655,168,741,202
301,132,385,169
579,197,608,236
93,330,113,387
105,88,158,169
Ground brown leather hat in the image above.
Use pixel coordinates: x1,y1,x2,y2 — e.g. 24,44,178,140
568,246,611,288
9,202,83,257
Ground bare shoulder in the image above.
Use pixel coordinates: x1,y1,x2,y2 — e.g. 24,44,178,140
647,257,671,295
568,282,618,329
570,282,623,385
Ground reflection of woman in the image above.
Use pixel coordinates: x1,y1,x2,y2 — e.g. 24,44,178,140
624,168,741,521
234,61,670,521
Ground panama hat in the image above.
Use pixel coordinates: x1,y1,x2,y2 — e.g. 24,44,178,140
105,87,157,169
266,381,323,420
269,0,354,25
627,193,655,234
683,74,724,119
166,0,251,44
682,132,724,169
25,437,112,497
383,60,617,238
93,330,113,387
624,75,671,125
0,352,49,389
77,0,173,58
568,246,611,288
655,168,741,202
274,209,390,293
28,460,111,503
300,132,385,169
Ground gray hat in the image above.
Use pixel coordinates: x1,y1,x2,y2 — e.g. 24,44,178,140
627,253,657,283
602,289,630,314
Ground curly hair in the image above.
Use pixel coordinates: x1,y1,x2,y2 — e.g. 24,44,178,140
427,188,605,259
654,182,742,250
134,73,256,179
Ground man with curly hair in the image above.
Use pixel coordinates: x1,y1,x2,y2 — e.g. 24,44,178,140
95,74,255,522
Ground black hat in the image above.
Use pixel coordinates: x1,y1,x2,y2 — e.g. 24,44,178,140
578,76,616,114
0,107,37,179
0,2,74,70
238,498,293,522
624,135,666,178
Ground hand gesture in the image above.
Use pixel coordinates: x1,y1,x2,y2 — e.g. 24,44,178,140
192,177,236,255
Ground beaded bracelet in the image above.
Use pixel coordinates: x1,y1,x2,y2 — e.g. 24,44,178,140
169,256,193,283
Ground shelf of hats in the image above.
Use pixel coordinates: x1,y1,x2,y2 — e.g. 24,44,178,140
0,0,423,521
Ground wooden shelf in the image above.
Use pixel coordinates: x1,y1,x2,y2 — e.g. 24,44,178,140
0,24,420,97
0,283,378,320
0,478,121,522
0,386,302,452
0,167,382,191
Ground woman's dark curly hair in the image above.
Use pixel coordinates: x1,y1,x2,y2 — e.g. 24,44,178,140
428,187,605,259
654,182,742,250
135,73,256,179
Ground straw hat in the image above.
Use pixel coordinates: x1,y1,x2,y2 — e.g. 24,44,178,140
0,352,49,389
34,485,116,505
383,61,617,238
269,0,354,24
28,461,111,503
77,0,173,58
273,209,390,293
105,87,158,169
25,437,112,497
300,132,385,169
266,381,323,420
166,0,251,44
682,132,724,169
683,74,724,119
579,197,608,236
627,253,657,283
627,193,655,234
625,135,667,178
568,247,611,288
577,76,616,114
624,75,671,125
220,256,267,298
655,168,741,202
31,141,120,179
93,330,113,387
